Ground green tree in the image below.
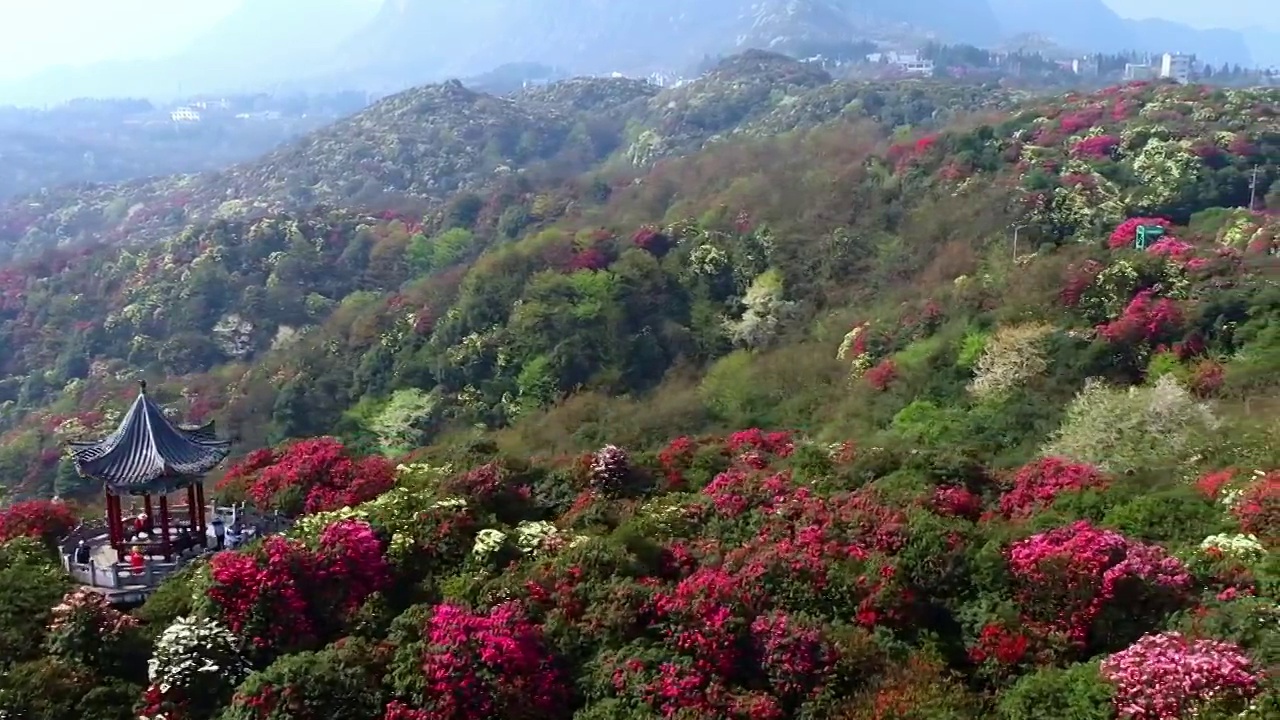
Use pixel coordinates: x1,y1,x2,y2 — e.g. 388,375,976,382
365,388,442,456
0,537,72,667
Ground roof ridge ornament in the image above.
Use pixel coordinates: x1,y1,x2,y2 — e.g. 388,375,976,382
139,379,147,394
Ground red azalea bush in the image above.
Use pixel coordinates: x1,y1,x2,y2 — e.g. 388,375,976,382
1232,471,1278,541
968,621,1034,677
1071,134,1120,159
1007,521,1190,648
1101,632,1263,719
932,486,982,520
999,457,1107,518
206,519,390,654
0,498,78,546
1097,290,1183,346
219,437,395,516
389,602,568,720
1109,217,1173,249
865,359,898,391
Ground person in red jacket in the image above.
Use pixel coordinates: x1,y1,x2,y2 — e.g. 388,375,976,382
129,546,146,574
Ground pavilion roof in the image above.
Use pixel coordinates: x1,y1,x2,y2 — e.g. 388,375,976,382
69,382,231,494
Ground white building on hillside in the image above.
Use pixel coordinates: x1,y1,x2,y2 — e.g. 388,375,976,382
1124,63,1156,81
1160,53,1195,83
170,107,201,123
866,52,935,77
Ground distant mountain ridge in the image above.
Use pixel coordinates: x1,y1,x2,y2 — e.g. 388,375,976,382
0,0,1261,107
989,0,1252,65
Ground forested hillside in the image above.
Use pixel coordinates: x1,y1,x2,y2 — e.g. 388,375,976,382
0,58,1277,720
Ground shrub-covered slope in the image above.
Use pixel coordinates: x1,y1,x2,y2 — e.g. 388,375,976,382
0,52,1017,261
0,433,1276,719
0,71,1278,720
1,81,1278,498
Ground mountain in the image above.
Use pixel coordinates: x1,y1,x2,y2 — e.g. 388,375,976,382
0,70,1277,720
989,0,1253,64
328,0,1003,86
0,52,1020,260
1242,28,1280,68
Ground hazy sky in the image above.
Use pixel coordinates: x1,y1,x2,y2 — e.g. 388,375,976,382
1104,0,1279,31
0,0,243,79
0,0,1273,82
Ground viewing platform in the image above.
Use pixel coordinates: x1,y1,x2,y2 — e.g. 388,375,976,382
61,503,290,605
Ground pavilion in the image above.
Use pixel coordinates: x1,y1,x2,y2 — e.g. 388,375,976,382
69,380,231,562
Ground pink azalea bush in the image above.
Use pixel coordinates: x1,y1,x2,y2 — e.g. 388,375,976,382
1071,135,1120,159
216,437,395,516
1008,521,1190,647
1097,290,1183,346
44,587,139,669
1101,632,1263,719
1233,471,1278,541
1109,217,1173,249
1000,457,1107,518
390,602,568,720
206,519,390,653
933,486,982,520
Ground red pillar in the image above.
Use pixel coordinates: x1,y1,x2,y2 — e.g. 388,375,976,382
186,484,198,528
158,494,172,561
195,483,206,536
104,489,118,548
144,494,154,523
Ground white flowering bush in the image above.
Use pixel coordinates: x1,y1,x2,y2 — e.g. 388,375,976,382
590,444,631,494
1199,533,1266,561
837,322,875,379
1043,375,1220,473
149,616,247,686
514,521,559,555
968,323,1055,399
472,528,509,562
1130,137,1200,207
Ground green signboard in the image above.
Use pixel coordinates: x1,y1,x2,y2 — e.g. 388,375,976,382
1135,225,1165,250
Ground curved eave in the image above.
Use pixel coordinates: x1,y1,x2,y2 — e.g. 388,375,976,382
68,392,231,494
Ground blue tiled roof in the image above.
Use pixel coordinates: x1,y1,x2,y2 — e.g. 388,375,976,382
69,384,231,493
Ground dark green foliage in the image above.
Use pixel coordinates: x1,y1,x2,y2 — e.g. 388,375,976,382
0,538,71,666
996,662,1114,720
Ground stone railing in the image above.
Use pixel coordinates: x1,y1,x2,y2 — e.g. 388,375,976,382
63,555,185,590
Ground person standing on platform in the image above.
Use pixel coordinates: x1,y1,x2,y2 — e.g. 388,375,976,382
129,546,146,575
212,516,225,550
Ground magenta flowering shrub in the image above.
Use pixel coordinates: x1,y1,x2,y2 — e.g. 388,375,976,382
1097,290,1183,346
1071,135,1120,159
1233,471,1278,542
314,518,391,614
389,602,568,720
205,520,390,654
1109,217,1173,249
999,457,1107,518
1101,632,1263,719
933,486,982,520
1008,521,1190,648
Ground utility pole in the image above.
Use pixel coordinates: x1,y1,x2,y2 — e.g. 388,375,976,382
1248,165,1259,211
